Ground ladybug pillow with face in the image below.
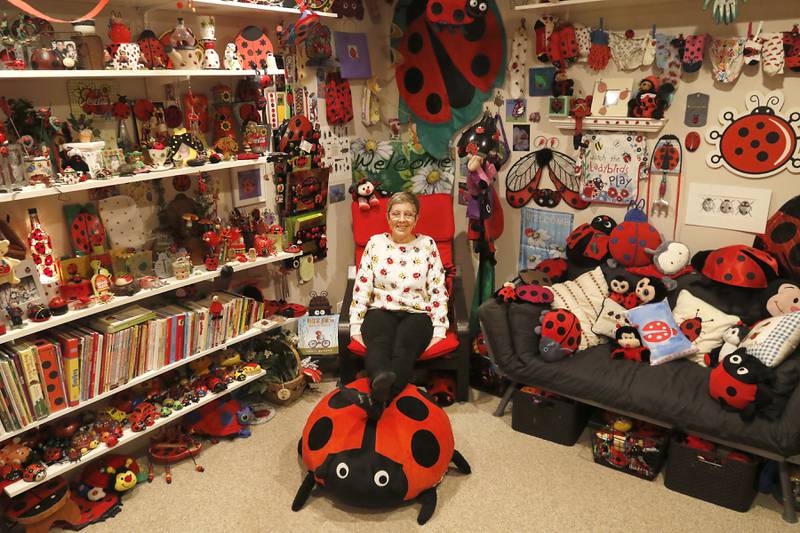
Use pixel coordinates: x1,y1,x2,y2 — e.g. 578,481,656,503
293,378,470,525
708,348,776,421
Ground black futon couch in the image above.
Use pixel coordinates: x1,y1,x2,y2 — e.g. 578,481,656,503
478,263,800,522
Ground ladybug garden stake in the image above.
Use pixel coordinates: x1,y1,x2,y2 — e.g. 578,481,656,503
705,91,800,179
293,378,471,525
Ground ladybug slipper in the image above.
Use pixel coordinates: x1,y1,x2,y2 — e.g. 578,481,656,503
293,378,471,525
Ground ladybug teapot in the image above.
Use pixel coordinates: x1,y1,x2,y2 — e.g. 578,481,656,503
167,46,203,70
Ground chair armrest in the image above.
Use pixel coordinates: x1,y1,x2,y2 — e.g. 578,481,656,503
450,275,469,339
338,274,355,348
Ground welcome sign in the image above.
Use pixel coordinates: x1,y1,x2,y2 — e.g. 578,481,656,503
351,139,455,195
578,133,648,205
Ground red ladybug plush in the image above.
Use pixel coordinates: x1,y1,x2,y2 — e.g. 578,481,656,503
707,349,776,422
608,208,662,267
294,378,470,525
565,215,616,266
535,308,582,362
691,244,778,289
754,195,800,278
611,326,650,363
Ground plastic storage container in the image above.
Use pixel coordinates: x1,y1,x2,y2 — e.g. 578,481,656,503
511,387,590,446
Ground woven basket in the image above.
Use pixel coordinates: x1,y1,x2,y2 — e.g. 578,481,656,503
263,343,306,405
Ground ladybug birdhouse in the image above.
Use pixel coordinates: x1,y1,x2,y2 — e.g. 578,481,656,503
608,208,661,267
706,90,800,179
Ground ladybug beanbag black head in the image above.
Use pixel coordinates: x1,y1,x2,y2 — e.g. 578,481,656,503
293,378,470,525
566,215,617,267
691,244,779,289
754,195,800,278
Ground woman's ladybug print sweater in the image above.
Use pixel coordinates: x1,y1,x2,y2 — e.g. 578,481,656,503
349,233,449,338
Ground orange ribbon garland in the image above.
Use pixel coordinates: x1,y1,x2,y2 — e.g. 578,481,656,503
6,0,109,24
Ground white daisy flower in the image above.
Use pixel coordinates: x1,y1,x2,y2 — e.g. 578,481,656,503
409,163,453,195
351,139,393,172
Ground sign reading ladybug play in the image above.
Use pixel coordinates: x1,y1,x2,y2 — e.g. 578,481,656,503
705,91,800,179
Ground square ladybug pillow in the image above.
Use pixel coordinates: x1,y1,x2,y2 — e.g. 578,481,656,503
672,290,741,366
741,311,800,368
628,300,697,365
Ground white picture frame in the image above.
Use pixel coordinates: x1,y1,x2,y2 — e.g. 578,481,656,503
684,182,773,234
230,167,266,208
591,78,634,117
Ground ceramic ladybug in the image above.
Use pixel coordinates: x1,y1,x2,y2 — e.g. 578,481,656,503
691,244,778,289
22,462,47,482
608,208,662,267
565,215,617,267
707,348,775,421
294,378,470,525
234,26,274,70
535,308,582,362
754,195,800,278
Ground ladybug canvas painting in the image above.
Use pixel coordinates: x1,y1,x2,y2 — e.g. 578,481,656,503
392,0,506,158
705,91,800,179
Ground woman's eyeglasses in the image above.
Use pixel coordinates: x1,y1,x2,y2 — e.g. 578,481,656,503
388,211,417,220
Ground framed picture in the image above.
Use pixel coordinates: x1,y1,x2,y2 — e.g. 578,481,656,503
512,125,530,151
591,78,634,117
505,99,526,123
684,183,772,234
0,259,47,322
529,67,556,97
231,167,266,207
548,96,569,117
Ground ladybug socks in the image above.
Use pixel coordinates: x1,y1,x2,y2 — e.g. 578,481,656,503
681,34,709,73
761,33,785,76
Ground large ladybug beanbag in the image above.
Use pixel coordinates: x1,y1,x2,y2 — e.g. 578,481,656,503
691,244,778,289
754,195,800,278
608,208,661,267
293,378,471,525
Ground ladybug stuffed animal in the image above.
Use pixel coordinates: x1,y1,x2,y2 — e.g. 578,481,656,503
611,326,650,363
348,178,382,210
754,195,800,278
707,348,776,422
608,207,662,267
535,308,582,362
293,378,470,525
565,215,616,266
691,244,778,289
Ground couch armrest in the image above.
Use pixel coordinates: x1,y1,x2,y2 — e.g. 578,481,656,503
478,299,549,380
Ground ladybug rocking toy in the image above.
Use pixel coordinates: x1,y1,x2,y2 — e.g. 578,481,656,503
293,378,471,525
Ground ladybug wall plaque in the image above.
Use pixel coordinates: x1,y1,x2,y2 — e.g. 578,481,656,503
705,91,800,179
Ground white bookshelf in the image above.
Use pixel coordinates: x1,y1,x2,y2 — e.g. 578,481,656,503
0,69,261,80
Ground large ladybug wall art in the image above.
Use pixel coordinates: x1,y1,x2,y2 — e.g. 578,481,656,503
705,90,800,179
293,378,471,525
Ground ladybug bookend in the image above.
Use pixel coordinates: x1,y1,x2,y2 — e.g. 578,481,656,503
293,378,471,525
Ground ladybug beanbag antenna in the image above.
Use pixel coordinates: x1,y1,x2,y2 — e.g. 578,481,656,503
293,378,471,525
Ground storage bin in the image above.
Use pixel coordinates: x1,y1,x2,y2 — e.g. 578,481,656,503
664,436,759,512
590,417,668,480
511,387,590,446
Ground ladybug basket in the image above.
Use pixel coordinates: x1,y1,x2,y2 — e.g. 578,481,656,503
262,342,306,406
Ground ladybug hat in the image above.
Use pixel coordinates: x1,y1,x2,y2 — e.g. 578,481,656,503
456,112,503,164
294,378,470,524
691,244,779,289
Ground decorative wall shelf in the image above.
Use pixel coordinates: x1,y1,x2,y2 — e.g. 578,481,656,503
0,316,298,445
189,0,339,17
0,69,260,80
0,157,267,203
514,0,683,14
549,116,667,133
4,368,265,497
0,250,300,345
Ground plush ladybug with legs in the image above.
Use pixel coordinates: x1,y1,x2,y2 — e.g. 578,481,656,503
611,326,650,363
565,215,616,266
707,348,776,422
535,308,582,362
294,378,470,525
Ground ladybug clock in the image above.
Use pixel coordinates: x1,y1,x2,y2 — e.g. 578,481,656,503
706,91,800,179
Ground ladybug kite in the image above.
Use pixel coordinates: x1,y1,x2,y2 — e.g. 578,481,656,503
293,378,471,525
392,0,506,158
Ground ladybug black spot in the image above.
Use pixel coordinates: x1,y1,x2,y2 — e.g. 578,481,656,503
746,272,756,280
567,337,574,347
738,127,749,137
404,68,424,94
556,313,565,321
789,244,800,267
756,151,769,162
463,17,486,42
328,391,352,409
430,2,442,14
716,257,724,265
408,33,423,54
772,222,797,244
756,121,765,129
308,416,333,451
396,396,429,421
42,360,51,369
735,148,743,155
766,131,780,144
453,9,465,21
49,370,58,380
411,429,440,468
471,54,490,77
55,397,64,406
737,255,745,262
750,140,760,148
545,321,554,329
556,326,566,335
47,384,55,393
726,386,737,397
724,273,733,281
426,93,443,115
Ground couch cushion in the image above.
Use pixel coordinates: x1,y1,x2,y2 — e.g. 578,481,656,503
478,298,800,457
672,289,742,366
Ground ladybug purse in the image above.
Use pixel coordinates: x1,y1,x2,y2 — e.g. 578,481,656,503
324,72,353,125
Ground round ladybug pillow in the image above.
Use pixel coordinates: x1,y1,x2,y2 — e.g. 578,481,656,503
293,378,471,525
535,308,582,362
608,208,662,267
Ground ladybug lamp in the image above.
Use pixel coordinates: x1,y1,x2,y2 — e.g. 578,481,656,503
608,208,662,268
293,378,471,525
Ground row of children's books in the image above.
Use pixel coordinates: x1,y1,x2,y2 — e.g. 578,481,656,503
0,292,269,434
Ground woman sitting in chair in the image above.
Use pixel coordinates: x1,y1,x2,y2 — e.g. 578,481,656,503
348,191,449,418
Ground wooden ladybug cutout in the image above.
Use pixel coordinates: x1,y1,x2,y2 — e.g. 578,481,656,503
235,26,274,70
69,207,107,255
294,378,470,524
137,29,168,69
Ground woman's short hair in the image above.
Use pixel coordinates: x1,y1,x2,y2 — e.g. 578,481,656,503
387,191,420,216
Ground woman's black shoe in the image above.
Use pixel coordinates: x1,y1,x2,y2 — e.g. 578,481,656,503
371,371,396,405
339,386,384,420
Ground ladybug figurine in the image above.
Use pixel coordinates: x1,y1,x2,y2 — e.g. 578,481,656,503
22,462,47,482
534,308,582,362
293,378,471,525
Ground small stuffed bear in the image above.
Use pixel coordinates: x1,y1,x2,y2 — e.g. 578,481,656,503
635,277,667,305
766,283,800,317
645,240,691,276
707,348,775,422
348,178,381,210
611,325,651,363
628,76,674,119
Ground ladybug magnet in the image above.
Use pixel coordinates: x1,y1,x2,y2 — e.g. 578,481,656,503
706,90,800,179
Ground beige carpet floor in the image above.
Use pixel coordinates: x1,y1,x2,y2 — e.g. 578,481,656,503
63,382,795,533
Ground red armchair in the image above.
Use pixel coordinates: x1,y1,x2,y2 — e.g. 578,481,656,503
338,193,470,401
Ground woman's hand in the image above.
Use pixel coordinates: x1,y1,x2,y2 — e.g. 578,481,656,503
426,336,445,350
352,334,365,346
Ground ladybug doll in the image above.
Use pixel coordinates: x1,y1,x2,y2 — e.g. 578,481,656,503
609,275,639,309
691,244,778,289
294,378,471,525
627,76,674,119
611,326,650,363
707,348,776,422
565,215,616,266
535,308,582,362
634,277,667,305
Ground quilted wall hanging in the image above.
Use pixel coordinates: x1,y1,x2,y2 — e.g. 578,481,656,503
392,0,506,159
351,138,454,195
706,91,800,178
578,132,647,205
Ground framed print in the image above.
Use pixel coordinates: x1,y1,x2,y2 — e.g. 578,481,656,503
231,167,266,207
685,183,772,234
591,78,634,117
0,259,46,322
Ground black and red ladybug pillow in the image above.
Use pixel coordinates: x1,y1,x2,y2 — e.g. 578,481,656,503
691,244,779,289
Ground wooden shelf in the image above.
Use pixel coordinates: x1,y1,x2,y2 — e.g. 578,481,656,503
4,368,267,498
549,116,667,133
514,0,683,14
0,157,267,203
0,316,299,444
0,69,260,80
0,251,300,345
189,0,338,17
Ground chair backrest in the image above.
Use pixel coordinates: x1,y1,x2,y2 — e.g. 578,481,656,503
352,193,455,273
